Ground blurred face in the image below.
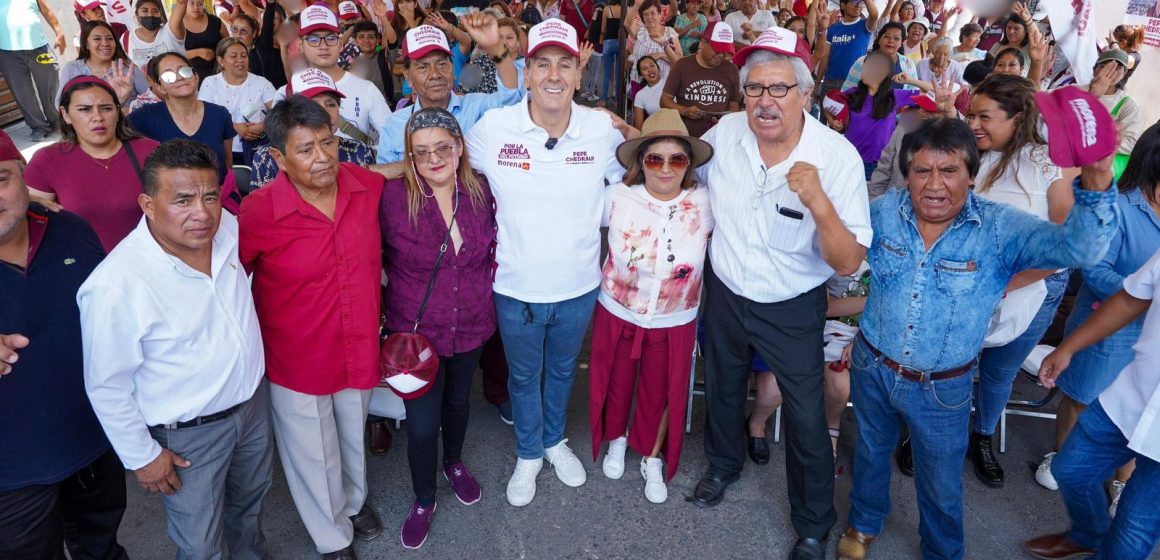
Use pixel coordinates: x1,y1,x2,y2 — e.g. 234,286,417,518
686,0,700,13
187,0,205,15
157,55,198,98
778,10,792,25
86,26,117,62
878,28,903,54
642,6,661,26
0,160,29,242
639,57,661,84
526,47,580,115
498,25,520,55
220,43,249,78
861,54,891,86
640,139,690,200
139,167,222,257
931,45,950,68
967,94,1017,152
310,93,342,130
907,23,926,43
928,0,944,12
407,52,454,107
787,20,806,38
1004,20,1025,44
409,127,461,188
743,61,809,146
355,30,379,54
899,2,915,20
961,31,981,50
272,125,340,192
302,30,341,68
994,52,1022,75
62,87,119,147
906,147,972,226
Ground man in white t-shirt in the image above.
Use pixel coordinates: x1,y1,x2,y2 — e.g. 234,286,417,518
1028,248,1160,560
275,4,390,145
724,0,776,48
465,19,637,508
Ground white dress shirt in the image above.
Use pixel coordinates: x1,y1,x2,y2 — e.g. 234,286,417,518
1099,248,1160,463
78,213,265,470
697,111,872,303
724,10,777,46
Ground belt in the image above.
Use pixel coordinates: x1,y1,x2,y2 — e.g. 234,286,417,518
858,334,976,383
151,403,243,430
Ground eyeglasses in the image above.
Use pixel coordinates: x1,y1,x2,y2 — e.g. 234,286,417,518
230,26,253,36
159,65,194,84
642,152,690,171
411,144,456,162
304,34,341,47
879,34,903,41
742,83,797,98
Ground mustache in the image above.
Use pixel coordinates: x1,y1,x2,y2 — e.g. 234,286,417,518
753,107,782,119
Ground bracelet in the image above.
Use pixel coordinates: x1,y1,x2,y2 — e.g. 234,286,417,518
490,47,511,64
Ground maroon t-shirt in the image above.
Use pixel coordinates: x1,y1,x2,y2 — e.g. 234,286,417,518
24,138,160,252
662,56,741,138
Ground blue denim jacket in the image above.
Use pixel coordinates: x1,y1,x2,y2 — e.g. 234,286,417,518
861,181,1118,372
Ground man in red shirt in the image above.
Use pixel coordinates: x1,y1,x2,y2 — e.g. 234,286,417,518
239,95,385,560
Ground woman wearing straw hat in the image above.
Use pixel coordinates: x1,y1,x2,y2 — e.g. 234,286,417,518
589,109,713,504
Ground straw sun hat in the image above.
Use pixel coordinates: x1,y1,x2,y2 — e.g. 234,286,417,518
615,109,714,169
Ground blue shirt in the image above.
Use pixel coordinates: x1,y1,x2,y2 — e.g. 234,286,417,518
861,182,1118,372
376,81,523,164
825,18,873,81
0,207,110,491
128,101,238,179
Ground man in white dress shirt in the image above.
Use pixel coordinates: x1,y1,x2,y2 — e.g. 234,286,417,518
78,140,272,559
691,28,872,560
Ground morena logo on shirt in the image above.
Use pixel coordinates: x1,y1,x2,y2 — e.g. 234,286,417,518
498,143,530,160
497,160,531,170
565,150,595,164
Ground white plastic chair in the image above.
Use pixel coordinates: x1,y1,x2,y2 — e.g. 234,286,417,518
684,341,782,443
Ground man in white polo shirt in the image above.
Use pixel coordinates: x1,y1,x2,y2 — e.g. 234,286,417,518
1027,248,1160,560
465,19,638,508
692,28,871,560
278,3,391,145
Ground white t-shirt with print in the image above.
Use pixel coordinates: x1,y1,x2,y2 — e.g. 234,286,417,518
199,73,277,123
124,26,185,69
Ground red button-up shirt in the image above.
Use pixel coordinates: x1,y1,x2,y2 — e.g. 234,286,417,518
239,163,384,395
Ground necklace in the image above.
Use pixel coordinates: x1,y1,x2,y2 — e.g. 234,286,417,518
84,141,122,170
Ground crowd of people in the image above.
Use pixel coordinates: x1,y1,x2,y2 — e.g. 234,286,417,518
0,0,1158,559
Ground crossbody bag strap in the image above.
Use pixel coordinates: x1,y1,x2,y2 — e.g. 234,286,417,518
339,119,374,146
411,213,456,333
122,140,145,185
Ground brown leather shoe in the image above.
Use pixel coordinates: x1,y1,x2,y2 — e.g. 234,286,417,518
836,527,876,560
1023,533,1095,559
368,419,392,456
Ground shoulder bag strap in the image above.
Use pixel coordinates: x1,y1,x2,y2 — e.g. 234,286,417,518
122,140,146,185
411,211,457,333
339,119,374,146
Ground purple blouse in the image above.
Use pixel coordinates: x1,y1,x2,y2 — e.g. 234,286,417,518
843,87,918,164
380,174,498,357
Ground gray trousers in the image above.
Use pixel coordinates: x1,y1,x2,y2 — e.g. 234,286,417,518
147,383,274,560
0,45,59,134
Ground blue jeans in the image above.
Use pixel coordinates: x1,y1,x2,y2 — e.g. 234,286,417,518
974,270,1070,435
1056,400,1160,559
848,335,973,560
494,289,598,460
600,39,620,103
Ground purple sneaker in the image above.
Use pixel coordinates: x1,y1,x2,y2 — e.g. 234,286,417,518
443,462,482,505
400,500,436,549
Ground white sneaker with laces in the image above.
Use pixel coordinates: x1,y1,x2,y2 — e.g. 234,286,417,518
1035,452,1059,491
1108,479,1126,518
641,457,667,504
603,436,627,480
506,457,542,507
544,439,587,487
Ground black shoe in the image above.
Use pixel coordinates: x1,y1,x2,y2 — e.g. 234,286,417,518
350,504,383,540
747,415,771,465
895,435,914,478
789,537,825,560
691,470,739,508
320,546,357,560
968,431,1005,488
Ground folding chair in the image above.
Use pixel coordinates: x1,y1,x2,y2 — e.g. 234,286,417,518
684,341,782,442
998,344,1059,453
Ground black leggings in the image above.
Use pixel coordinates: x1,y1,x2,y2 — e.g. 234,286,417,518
403,346,484,503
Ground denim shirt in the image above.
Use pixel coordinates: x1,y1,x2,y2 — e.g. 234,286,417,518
861,181,1118,372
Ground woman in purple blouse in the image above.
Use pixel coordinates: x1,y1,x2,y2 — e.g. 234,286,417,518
378,107,497,550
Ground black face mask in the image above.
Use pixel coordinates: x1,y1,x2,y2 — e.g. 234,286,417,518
140,16,163,31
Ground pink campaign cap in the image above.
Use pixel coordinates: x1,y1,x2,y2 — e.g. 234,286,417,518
733,26,812,69
822,89,850,124
0,130,25,164
1035,86,1117,168
527,19,580,57
338,0,360,19
74,0,101,11
705,21,735,54
403,25,452,60
299,3,340,36
288,67,346,99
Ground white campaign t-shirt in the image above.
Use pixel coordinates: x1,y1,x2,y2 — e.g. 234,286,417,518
975,143,1062,221
1099,248,1160,463
124,26,185,69
199,73,277,123
466,102,626,303
274,70,391,143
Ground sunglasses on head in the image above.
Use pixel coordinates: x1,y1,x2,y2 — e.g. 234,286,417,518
159,65,194,84
643,152,690,171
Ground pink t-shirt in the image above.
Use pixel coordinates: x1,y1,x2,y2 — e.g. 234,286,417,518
24,138,160,252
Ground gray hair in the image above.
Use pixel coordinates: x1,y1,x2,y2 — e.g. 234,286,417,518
739,51,815,96
930,37,953,52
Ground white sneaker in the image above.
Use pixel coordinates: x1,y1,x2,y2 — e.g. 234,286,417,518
506,457,542,507
544,439,587,488
1108,479,1126,518
641,457,667,504
1035,452,1059,491
603,436,627,480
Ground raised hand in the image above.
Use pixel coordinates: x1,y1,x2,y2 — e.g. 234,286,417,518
1011,1,1031,22
462,12,501,51
786,161,832,213
371,0,390,20
580,40,595,70
108,60,136,104
932,73,955,115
